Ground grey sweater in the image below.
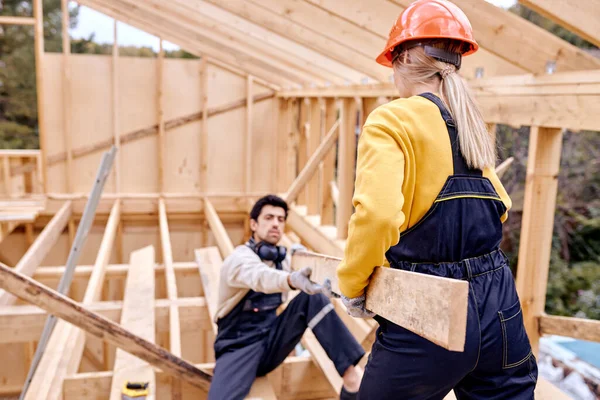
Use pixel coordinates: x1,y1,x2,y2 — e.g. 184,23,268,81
214,244,293,322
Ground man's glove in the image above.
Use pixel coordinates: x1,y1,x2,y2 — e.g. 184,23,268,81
342,293,375,318
290,243,307,255
288,267,323,295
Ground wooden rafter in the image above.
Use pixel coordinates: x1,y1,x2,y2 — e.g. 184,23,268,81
518,0,600,48
76,0,294,88
204,0,390,82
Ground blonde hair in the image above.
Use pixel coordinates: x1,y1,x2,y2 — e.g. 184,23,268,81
392,41,496,169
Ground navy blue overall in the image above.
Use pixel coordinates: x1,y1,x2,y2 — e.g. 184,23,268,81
208,248,365,400
358,93,538,400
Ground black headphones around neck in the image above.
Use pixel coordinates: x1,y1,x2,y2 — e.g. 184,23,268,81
247,237,287,263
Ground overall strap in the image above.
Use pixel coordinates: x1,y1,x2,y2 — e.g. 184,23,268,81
418,92,482,176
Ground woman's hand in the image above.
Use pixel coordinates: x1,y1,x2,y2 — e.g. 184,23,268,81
342,293,375,318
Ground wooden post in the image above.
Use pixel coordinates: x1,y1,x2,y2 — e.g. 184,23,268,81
336,98,357,239
112,20,120,193
33,0,47,193
515,126,563,356
245,75,253,194
199,57,208,193
320,99,337,225
297,98,310,206
2,157,10,196
61,0,72,193
307,98,321,215
157,39,166,194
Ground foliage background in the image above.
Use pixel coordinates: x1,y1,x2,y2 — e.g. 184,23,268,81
0,1,598,320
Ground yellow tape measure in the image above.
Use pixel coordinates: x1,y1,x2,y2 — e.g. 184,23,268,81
121,381,149,399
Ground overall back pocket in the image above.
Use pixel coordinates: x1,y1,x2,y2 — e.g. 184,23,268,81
498,300,532,369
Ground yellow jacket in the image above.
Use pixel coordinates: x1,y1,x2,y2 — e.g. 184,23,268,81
336,94,511,298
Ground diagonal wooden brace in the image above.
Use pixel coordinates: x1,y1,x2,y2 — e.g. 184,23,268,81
0,262,212,392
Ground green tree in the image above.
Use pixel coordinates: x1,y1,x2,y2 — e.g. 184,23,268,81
0,0,79,149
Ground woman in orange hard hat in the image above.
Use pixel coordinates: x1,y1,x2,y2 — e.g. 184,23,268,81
336,0,538,398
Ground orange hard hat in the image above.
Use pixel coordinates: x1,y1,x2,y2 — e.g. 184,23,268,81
376,0,479,67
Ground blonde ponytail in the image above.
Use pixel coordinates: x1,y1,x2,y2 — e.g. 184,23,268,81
392,43,496,169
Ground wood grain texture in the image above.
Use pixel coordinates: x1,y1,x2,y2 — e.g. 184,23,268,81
291,251,468,351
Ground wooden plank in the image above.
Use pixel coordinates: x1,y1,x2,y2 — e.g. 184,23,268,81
112,20,120,192
158,199,183,398
245,76,253,194
33,262,198,280
336,98,357,240
203,0,390,82
287,205,344,258
61,0,73,193
203,199,234,257
320,98,336,225
157,40,166,194
495,157,514,179
291,251,469,351
283,118,340,204
539,315,600,343
300,330,343,392
0,297,210,344
275,99,291,193
108,246,156,400
519,0,600,48
0,16,35,25
515,127,563,356
0,201,71,305
199,58,208,192
297,98,309,206
0,262,213,391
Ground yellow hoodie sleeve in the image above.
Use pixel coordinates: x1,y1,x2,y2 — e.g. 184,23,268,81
336,122,407,298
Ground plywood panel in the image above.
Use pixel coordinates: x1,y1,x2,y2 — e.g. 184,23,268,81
119,57,158,193
164,59,203,193
206,108,245,192
43,55,68,193
206,64,245,108
69,54,114,193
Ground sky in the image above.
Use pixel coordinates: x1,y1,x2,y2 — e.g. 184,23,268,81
69,0,518,52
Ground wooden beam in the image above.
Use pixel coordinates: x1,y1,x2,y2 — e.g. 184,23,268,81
33,0,47,192
320,98,337,225
296,98,309,206
538,314,600,343
391,0,600,73
157,40,166,194
61,0,73,193
287,205,344,258
283,118,340,204
0,201,71,305
203,0,389,82
292,251,469,351
158,199,183,398
245,76,253,194
203,199,234,257
108,246,156,400
518,0,600,48
112,20,120,192
199,58,208,193
276,99,292,193
336,98,357,240
516,127,563,356
0,297,209,344
495,157,514,179
0,16,35,25
307,98,321,214
0,262,213,391
33,262,198,281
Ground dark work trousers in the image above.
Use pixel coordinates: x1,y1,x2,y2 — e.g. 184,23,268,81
358,92,538,400
208,292,365,400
